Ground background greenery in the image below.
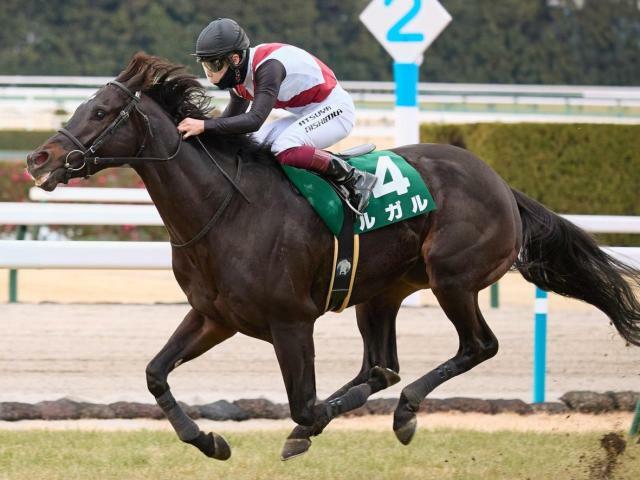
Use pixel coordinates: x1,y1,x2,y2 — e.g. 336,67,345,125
423,123,640,245
421,123,640,215
2,0,639,85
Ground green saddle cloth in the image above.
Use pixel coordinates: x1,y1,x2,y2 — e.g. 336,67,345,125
282,150,436,236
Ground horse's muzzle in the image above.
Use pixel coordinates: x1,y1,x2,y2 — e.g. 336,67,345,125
28,149,50,167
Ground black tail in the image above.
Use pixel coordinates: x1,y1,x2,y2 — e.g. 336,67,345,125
511,188,640,346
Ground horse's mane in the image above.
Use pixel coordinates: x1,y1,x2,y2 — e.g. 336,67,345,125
116,52,274,163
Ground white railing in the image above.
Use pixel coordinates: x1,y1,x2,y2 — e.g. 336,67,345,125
4,81,640,108
7,242,634,269
28,186,152,203
2,76,640,131
3,76,640,97
563,215,640,234
0,240,170,269
0,202,161,226
0,188,638,271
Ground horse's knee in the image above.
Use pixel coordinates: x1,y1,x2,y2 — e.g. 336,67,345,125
145,362,168,397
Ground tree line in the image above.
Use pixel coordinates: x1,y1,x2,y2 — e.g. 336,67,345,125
1,0,638,85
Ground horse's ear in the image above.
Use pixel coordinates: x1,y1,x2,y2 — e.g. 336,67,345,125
116,52,152,90
126,72,148,92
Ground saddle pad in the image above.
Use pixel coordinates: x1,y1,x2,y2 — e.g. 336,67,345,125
282,150,436,235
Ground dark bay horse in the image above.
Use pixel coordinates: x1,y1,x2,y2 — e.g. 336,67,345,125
26,54,640,460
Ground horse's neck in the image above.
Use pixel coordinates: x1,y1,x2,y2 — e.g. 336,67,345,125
133,140,235,245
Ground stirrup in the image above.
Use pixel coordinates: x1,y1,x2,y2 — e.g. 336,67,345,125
350,171,377,213
324,154,376,215
330,181,366,216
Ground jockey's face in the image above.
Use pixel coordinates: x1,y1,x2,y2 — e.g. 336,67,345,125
202,53,241,85
203,62,228,83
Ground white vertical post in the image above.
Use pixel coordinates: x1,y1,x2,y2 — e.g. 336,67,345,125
394,61,421,307
394,61,421,146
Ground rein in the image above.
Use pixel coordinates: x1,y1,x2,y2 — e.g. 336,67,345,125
58,80,251,248
170,153,244,249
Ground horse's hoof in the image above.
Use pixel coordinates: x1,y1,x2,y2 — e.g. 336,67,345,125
371,365,401,388
280,438,312,461
393,415,417,445
187,431,231,460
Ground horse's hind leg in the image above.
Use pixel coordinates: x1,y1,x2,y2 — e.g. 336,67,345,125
324,294,403,406
145,308,236,460
282,293,403,460
393,288,498,445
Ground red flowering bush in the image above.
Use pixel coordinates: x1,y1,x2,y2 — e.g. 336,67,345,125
0,160,167,241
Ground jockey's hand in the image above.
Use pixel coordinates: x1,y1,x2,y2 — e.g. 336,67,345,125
177,118,205,139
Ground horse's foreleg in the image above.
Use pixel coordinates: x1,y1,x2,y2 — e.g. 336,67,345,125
283,296,403,460
393,288,498,445
270,320,325,460
145,308,236,460
284,365,400,458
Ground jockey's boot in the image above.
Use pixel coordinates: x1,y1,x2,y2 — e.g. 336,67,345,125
325,155,377,213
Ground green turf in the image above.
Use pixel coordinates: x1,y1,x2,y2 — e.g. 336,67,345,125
0,429,638,480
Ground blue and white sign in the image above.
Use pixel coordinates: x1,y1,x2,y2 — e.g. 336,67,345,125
360,0,452,63
360,0,452,146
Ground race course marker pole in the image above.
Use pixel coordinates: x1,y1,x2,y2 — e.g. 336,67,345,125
533,287,548,403
361,0,451,307
631,399,640,436
8,225,27,303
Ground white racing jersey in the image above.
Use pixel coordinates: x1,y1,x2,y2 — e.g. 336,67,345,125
233,43,338,111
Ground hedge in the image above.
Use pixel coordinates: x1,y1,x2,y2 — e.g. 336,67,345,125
421,123,640,246
0,130,57,150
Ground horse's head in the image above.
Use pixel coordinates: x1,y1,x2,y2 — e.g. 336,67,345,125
26,80,149,191
26,52,211,191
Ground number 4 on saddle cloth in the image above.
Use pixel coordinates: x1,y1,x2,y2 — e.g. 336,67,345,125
282,146,436,313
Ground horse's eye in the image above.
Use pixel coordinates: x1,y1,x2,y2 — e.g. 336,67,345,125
95,109,106,120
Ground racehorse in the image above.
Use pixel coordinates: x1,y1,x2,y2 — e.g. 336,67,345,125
26,53,640,461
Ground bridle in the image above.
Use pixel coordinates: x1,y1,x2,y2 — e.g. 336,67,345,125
56,79,251,248
57,80,182,181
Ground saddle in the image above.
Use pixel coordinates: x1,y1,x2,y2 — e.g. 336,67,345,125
336,143,376,159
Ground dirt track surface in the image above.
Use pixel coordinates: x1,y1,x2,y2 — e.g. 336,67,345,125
0,272,638,406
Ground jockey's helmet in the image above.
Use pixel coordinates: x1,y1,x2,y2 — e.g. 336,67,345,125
193,18,250,60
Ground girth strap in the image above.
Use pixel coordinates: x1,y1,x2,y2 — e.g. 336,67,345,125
324,203,360,312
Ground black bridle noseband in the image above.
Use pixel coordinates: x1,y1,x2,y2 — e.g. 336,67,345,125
57,80,250,248
57,80,182,181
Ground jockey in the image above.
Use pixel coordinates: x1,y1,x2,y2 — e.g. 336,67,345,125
177,18,377,213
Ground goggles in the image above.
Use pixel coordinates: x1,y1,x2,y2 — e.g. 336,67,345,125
198,57,228,73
